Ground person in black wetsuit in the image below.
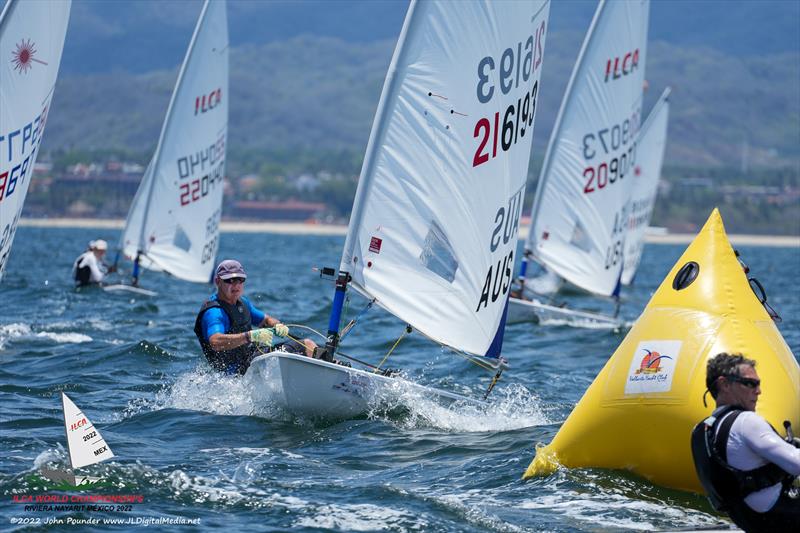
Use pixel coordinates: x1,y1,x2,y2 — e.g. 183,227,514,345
72,239,113,287
193,259,317,375
691,352,800,532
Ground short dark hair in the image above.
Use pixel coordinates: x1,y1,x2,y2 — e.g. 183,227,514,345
706,352,756,398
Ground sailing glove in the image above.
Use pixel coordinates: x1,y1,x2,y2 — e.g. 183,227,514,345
273,323,289,337
249,328,273,347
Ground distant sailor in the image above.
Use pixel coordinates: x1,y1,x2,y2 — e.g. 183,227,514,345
194,259,317,375
691,352,800,532
72,239,113,287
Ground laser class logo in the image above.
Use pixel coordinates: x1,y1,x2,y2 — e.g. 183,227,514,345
624,340,682,394
11,38,47,74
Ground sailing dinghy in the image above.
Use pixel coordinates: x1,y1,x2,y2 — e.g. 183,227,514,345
621,86,670,286
107,0,228,295
246,0,551,420
40,392,114,486
0,0,71,281
509,0,650,328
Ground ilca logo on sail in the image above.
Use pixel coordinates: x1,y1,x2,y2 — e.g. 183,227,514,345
11,38,47,74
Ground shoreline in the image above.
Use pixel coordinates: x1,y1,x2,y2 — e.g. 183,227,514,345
19,217,800,247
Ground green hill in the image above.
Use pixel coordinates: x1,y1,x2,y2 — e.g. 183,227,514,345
43,34,800,170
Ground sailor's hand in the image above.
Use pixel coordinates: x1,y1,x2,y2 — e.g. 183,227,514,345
249,328,273,347
273,323,289,337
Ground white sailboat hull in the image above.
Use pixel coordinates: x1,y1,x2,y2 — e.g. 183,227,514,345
245,352,486,420
102,284,158,297
507,296,624,329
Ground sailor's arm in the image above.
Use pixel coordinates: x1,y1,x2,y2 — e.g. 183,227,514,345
208,331,250,351
87,255,105,283
203,308,251,351
742,413,800,475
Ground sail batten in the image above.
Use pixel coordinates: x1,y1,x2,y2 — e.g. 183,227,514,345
120,0,228,283
339,0,550,356
526,0,649,297
0,0,71,281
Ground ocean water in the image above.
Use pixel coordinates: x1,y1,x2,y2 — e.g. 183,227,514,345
1,226,798,532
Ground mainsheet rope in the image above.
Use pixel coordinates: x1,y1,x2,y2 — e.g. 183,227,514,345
282,323,498,374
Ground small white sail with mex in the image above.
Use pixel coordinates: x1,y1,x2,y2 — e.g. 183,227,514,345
622,86,671,286
0,0,71,281
41,392,114,486
510,0,650,327
246,0,551,419
108,0,228,293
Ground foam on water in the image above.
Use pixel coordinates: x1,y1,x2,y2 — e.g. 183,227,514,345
35,331,93,343
538,316,627,331
295,503,428,531
0,322,91,348
0,323,31,349
122,366,291,421
153,368,256,417
371,381,550,432
166,469,307,510
33,447,67,470
434,492,526,533
517,485,724,531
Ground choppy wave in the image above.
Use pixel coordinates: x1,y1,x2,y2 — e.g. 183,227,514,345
0,322,92,349
369,381,550,432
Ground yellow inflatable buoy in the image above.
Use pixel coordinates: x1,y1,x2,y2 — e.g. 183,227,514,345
523,209,800,493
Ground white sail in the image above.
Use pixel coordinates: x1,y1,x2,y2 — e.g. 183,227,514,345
62,392,114,470
340,0,550,357
120,0,228,283
621,86,670,285
526,0,649,297
0,0,71,281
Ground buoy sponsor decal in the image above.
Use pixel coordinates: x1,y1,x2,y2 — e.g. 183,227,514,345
624,340,682,394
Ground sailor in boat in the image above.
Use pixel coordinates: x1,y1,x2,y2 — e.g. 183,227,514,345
194,259,317,375
72,239,114,287
691,352,800,532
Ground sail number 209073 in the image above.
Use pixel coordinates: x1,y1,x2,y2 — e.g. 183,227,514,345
472,20,546,168
582,112,640,194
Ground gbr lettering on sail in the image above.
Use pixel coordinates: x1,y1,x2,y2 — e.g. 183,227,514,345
474,16,546,312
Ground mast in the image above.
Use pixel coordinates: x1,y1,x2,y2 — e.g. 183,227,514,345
527,0,607,252
131,0,212,285
325,0,421,358
61,393,75,470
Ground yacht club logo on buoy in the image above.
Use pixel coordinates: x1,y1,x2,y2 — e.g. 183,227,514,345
624,340,682,394
634,349,672,374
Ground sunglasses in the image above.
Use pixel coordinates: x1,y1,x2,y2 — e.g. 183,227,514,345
725,375,760,389
221,277,246,285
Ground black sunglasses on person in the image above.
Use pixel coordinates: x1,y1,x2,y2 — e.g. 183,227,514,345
222,277,246,285
725,374,760,389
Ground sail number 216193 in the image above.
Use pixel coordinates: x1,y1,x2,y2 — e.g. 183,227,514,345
472,20,546,168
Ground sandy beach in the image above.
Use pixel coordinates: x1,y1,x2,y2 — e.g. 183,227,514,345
20,217,800,247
